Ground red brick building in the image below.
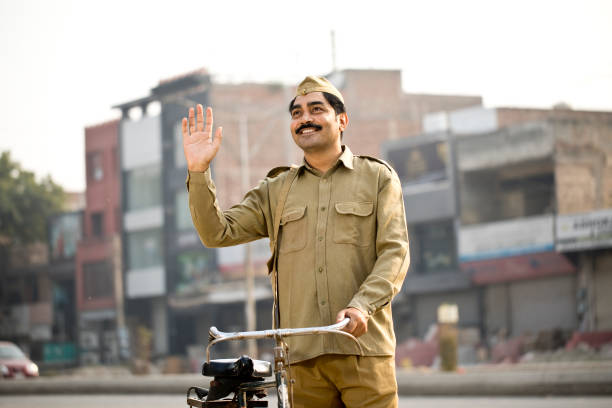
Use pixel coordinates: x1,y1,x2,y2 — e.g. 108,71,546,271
75,119,124,364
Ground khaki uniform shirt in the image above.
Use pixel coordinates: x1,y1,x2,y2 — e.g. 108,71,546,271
186,146,410,363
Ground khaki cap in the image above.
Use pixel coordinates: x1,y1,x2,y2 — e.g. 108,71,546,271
295,76,344,104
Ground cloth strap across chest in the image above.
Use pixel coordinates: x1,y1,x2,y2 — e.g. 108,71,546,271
268,166,299,329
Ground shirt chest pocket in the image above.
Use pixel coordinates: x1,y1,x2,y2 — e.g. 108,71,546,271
279,206,308,253
333,201,375,247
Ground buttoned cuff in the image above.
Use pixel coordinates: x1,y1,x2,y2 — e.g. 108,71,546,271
185,168,212,191
347,299,373,319
348,296,391,318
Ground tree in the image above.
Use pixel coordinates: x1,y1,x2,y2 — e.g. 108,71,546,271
0,150,65,259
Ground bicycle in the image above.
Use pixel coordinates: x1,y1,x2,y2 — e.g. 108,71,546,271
186,318,362,408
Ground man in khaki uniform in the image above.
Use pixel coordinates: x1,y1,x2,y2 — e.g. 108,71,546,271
183,76,409,407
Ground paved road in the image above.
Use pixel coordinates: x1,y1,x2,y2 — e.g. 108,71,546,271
2,395,612,408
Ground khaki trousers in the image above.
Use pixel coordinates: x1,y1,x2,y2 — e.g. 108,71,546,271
289,354,398,408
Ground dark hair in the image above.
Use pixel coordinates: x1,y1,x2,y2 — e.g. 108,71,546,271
322,92,346,115
288,92,346,115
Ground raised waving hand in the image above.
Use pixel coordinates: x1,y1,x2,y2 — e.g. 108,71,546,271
182,105,223,172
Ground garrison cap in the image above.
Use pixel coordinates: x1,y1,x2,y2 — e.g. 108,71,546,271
295,76,344,105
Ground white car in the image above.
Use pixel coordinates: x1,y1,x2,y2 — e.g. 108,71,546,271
0,341,39,379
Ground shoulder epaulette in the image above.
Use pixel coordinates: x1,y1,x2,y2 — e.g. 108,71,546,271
266,166,291,178
356,155,394,172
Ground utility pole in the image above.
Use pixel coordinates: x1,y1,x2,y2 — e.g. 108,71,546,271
239,114,257,357
331,30,337,73
283,85,296,164
112,234,130,361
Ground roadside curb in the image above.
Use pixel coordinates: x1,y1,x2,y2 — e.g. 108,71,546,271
2,367,612,396
0,375,201,395
396,370,612,396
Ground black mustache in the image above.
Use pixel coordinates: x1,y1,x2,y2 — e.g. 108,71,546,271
296,123,322,133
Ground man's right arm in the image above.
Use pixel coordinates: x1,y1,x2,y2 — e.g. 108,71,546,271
186,168,269,248
183,104,270,247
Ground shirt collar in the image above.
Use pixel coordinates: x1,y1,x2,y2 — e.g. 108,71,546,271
338,145,354,170
300,145,354,174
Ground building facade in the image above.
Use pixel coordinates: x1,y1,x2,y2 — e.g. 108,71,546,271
75,119,124,365
1,206,83,368
383,106,612,349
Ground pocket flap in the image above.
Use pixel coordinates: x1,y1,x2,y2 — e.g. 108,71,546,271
335,202,374,216
281,206,306,225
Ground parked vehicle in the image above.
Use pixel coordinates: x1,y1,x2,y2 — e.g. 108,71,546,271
0,341,39,379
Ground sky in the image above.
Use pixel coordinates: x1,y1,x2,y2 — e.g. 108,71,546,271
0,0,611,191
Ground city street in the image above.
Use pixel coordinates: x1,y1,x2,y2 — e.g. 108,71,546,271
2,395,612,408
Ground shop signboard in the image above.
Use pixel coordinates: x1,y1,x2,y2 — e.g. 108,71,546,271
43,343,77,364
556,209,612,251
459,214,554,262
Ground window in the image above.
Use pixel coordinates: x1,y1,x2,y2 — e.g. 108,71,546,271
115,207,121,232
87,152,104,182
25,276,39,302
91,212,104,238
175,191,193,231
111,148,118,175
126,166,161,210
83,261,113,299
174,120,187,168
175,250,214,294
460,163,554,225
387,141,448,186
127,229,163,270
409,220,457,274
499,173,554,217
49,213,83,261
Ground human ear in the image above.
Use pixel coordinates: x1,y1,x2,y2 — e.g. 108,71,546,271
338,112,348,132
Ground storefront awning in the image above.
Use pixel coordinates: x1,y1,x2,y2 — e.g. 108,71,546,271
460,251,576,285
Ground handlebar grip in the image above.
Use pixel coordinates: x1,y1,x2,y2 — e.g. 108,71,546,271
335,317,350,330
208,327,221,343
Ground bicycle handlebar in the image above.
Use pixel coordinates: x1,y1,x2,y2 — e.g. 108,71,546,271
206,318,363,361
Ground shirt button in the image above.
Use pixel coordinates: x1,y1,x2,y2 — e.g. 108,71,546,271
318,267,323,273
321,300,326,305
321,206,326,211
318,236,323,241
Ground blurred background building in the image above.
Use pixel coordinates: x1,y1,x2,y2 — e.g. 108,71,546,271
75,119,123,365
2,67,611,371
0,193,83,369
384,105,612,365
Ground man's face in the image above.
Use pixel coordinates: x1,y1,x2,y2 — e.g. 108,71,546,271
289,92,346,154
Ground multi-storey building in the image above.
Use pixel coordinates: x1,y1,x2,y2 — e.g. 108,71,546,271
0,201,83,368
553,118,612,332
114,93,168,358
382,130,467,341
383,106,612,348
114,70,217,358
1,241,55,361
75,119,124,365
